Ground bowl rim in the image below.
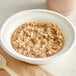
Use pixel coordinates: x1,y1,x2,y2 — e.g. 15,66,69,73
0,9,76,62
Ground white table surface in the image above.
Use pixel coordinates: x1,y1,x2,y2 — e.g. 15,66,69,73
0,0,76,76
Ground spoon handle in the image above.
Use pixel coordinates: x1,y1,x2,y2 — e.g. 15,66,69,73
4,66,18,76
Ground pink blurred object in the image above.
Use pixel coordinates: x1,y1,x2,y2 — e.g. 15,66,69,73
46,0,75,16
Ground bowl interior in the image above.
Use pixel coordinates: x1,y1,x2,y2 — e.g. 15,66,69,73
0,9,75,62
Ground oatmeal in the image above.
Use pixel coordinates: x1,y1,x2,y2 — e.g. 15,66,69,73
11,22,64,58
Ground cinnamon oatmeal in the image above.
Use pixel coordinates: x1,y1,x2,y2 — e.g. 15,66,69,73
11,22,64,58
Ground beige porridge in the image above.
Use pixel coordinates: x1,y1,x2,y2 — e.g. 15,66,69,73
11,22,64,58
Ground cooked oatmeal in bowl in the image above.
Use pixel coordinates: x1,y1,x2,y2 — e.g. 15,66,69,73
0,9,75,64
11,22,64,58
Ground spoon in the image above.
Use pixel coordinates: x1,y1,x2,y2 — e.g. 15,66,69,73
0,54,18,76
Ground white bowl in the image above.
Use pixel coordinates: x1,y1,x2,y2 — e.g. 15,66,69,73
0,9,75,64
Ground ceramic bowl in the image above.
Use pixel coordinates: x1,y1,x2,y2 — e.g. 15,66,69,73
0,9,75,64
